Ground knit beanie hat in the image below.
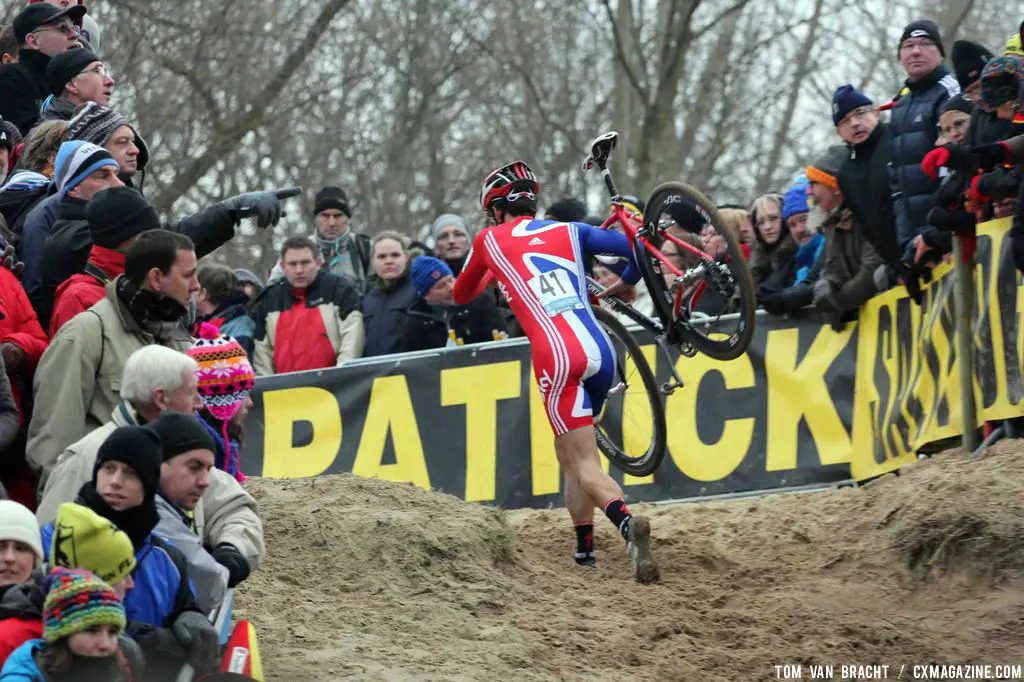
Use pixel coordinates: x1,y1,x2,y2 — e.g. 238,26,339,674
51,503,136,585
93,425,163,500
431,213,469,242
187,323,256,425
951,40,994,90
147,412,217,463
411,256,453,297
0,500,44,566
940,94,974,117
979,55,1024,111
46,47,100,97
234,268,263,290
53,140,117,197
899,19,945,57
781,184,810,221
86,186,161,249
43,567,125,643
831,84,873,125
314,186,350,217
1007,30,1024,58
0,121,18,152
68,103,150,173
806,145,847,191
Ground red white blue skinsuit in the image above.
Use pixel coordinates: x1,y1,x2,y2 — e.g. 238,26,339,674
453,217,640,435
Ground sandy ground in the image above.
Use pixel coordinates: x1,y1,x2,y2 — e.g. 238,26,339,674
235,441,1024,681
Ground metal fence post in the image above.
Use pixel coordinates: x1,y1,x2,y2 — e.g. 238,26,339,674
953,233,979,452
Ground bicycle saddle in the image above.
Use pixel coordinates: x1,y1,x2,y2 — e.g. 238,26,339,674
582,131,620,171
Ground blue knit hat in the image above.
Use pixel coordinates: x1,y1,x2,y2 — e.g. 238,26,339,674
781,184,810,221
831,84,873,125
411,256,453,297
53,140,117,197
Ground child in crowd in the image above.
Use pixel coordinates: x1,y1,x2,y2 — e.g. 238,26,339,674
0,567,132,681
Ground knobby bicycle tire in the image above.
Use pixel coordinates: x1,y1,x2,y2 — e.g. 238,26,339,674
591,306,667,477
642,181,756,361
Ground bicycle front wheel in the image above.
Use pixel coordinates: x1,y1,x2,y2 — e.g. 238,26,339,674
641,181,756,361
591,306,667,477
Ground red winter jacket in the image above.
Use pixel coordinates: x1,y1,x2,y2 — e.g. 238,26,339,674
0,268,48,429
49,245,125,337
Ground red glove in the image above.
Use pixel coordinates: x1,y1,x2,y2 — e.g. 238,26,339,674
921,147,950,180
966,175,990,205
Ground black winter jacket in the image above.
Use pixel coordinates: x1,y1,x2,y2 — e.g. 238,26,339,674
838,122,900,264
888,65,960,254
361,274,418,357
39,200,240,326
0,51,49,136
399,293,507,353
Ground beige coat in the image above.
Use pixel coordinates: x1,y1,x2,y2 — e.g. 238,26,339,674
26,278,193,477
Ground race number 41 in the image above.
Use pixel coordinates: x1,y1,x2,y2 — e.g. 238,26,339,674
527,269,582,317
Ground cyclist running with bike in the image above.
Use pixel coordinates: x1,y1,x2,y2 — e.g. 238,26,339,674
452,161,659,583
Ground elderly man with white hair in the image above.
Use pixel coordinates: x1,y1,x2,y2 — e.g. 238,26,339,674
35,345,265,584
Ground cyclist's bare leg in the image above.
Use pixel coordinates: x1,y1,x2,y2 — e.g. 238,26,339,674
556,426,659,582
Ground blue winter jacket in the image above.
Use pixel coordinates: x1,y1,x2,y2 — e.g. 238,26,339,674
40,523,197,630
792,233,825,286
0,639,42,680
888,64,960,255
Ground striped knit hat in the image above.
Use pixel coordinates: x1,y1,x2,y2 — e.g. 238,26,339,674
68,103,150,172
53,140,117,197
43,567,126,642
188,324,255,481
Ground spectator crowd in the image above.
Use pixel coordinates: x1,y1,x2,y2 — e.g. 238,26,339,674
0,2,1020,679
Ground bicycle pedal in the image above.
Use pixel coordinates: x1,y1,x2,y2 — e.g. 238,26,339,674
661,380,684,395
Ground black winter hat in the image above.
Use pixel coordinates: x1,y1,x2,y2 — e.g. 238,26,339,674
951,40,993,90
46,47,99,97
93,425,163,499
86,187,161,249
806,145,847,190
147,413,217,462
939,94,974,117
0,120,19,151
899,20,944,57
13,3,87,45
314,186,350,217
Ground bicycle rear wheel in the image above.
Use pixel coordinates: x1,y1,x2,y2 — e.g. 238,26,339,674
641,181,756,361
591,307,667,477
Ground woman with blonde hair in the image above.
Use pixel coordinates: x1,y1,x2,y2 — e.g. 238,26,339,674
362,230,416,356
747,192,797,288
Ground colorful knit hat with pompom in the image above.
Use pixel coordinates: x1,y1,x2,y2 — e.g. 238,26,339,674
187,323,256,482
43,567,126,642
188,323,256,422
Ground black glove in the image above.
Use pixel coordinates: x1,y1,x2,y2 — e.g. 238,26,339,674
976,167,1020,200
926,206,976,234
212,543,251,588
758,291,784,315
1,245,23,279
897,264,925,305
222,186,302,229
171,610,219,671
971,142,1011,171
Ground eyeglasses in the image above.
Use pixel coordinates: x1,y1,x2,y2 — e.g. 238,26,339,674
900,39,936,51
33,22,81,38
78,64,110,79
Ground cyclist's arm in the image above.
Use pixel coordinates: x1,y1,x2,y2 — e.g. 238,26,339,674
577,223,641,285
452,233,492,305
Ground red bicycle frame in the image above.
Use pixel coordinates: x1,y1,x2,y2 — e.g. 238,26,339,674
601,202,715,316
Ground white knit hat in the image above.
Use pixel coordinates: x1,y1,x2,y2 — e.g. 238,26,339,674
0,500,44,566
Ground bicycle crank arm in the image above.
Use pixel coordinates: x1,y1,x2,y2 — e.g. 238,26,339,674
654,334,686,395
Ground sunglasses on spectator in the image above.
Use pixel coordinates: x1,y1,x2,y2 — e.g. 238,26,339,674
33,22,81,37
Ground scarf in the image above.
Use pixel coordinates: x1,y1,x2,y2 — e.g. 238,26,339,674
318,231,361,281
115,276,188,341
76,481,159,552
198,415,243,483
44,652,122,682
